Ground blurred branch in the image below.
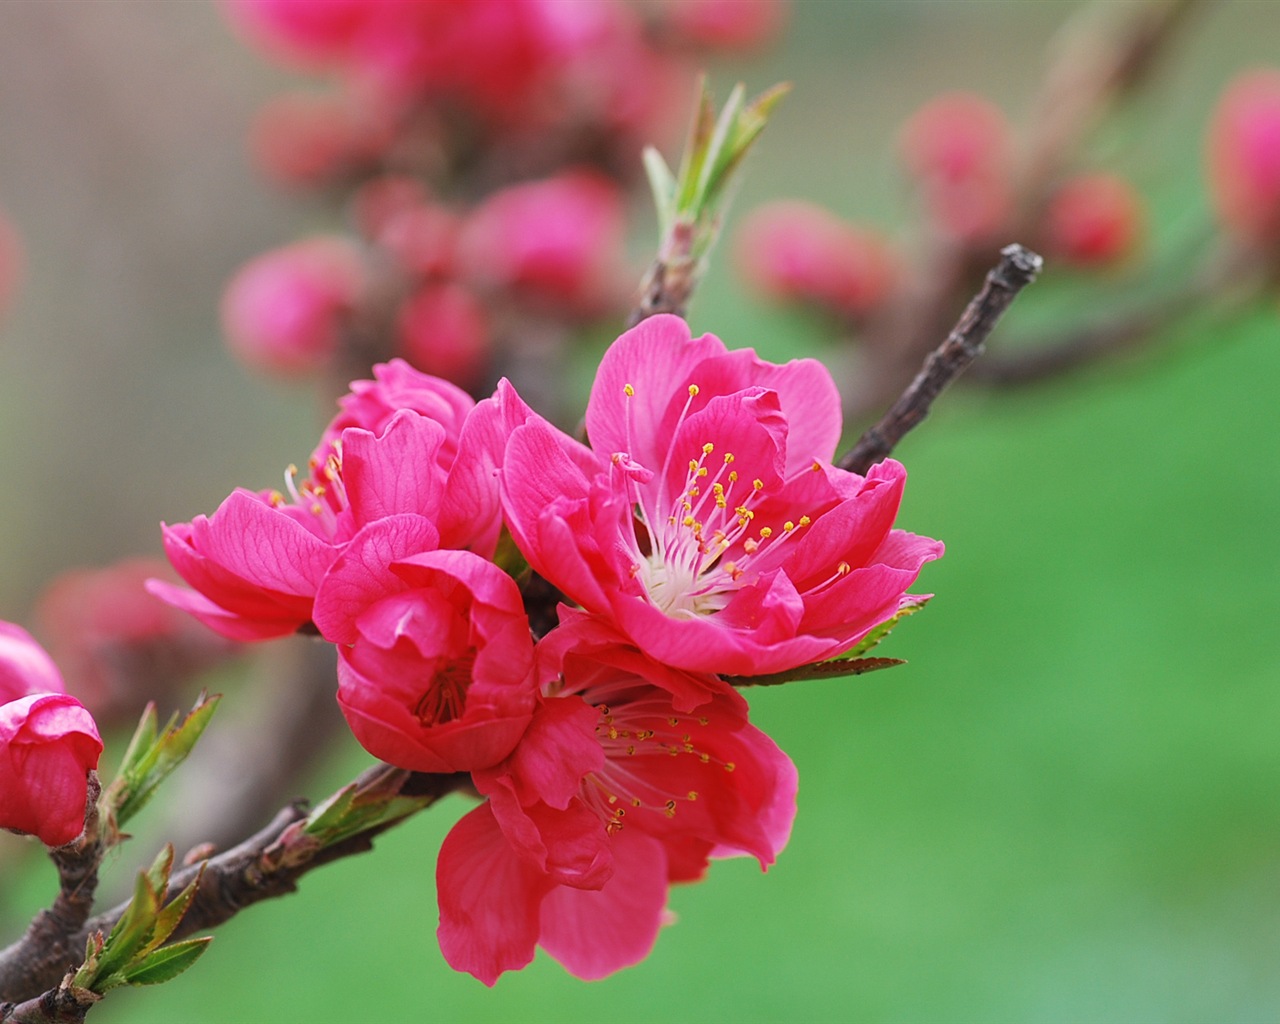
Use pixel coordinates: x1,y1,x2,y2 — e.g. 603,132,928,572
839,244,1043,475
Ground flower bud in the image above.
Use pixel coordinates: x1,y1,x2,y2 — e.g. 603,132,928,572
1044,173,1145,267
735,201,896,316
396,282,491,390
0,622,102,847
1207,69,1280,246
662,0,788,52
221,236,366,376
458,171,626,313
899,92,1014,243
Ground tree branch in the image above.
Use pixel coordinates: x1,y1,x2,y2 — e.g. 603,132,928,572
0,767,469,1004
838,244,1043,475
0,778,104,1004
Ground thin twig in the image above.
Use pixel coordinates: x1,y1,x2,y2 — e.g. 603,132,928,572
838,244,1043,475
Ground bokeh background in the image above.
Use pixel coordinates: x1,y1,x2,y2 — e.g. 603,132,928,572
2,1,1279,1021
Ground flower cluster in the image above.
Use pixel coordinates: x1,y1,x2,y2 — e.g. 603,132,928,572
218,0,788,387
155,314,941,982
0,622,102,848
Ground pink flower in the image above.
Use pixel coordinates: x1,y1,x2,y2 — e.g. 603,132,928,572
436,629,796,983
0,622,102,847
221,236,366,376
154,364,531,641
661,0,788,52
224,0,573,118
249,90,395,188
396,282,491,390
500,315,943,676
311,524,535,773
0,622,65,701
899,92,1014,243
735,200,897,316
458,171,627,313
1207,69,1280,246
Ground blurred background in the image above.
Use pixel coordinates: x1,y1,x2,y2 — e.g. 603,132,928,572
1,1,1279,1021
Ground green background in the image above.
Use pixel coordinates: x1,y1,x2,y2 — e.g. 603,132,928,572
1,2,1278,1021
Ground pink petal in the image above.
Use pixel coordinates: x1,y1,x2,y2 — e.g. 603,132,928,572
437,802,553,987
585,314,724,470
340,410,447,525
311,514,440,643
190,489,336,595
537,829,669,981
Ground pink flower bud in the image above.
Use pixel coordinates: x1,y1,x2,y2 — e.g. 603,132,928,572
899,92,1014,243
396,282,491,389
458,171,626,312
1207,69,1280,246
662,0,788,52
735,201,896,316
0,622,64,702
221,236,366,376
0,622,102,847
1044,173,1145,267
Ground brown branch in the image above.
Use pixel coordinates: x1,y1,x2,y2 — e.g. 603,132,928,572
627,222,697,327
0,777,104,1004
1,767,468,1004
969,237,1271,387
838,244,1043,475
0,975,98,1024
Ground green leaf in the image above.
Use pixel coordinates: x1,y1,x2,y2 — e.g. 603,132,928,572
111,693,221,827
642,146,677,237
119,937,212,987
143,867,203,955
92,869,163,983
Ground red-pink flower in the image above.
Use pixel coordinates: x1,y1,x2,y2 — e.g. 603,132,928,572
436,628,796,983
899,92,1014,243
221,236,366,376
735,200,897,316
396,282,491,390
0,622,102,847
154,363,531,641
311,523,535,773
1207,69,1280,246
1044,173,1145,267
500,315,942,676
458,171,627,313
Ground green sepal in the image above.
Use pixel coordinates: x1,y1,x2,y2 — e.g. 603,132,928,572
118,938,212,987
840,596,932,661
726,656,906,689
302,769,434,850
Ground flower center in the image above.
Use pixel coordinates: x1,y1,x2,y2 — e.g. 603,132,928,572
268,441,349,539
575,686,735,837
411,649,475,727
